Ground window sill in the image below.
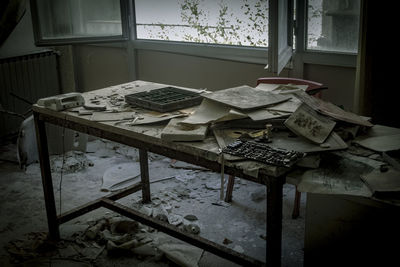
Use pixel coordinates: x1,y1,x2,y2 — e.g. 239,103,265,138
300,51,357,68
131,39,268,65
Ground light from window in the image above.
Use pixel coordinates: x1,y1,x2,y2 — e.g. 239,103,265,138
307,0,360,53
134,0,269,47
35,0,122,39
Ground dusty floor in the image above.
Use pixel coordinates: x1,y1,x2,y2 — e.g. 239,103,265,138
0,138,306,266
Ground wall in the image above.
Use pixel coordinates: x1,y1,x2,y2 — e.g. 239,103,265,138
73,45,130,92
303,63,356,111
0,1,39,58
136,50,275,91
73,46,357,112
0,1,77,94
304,193,400,266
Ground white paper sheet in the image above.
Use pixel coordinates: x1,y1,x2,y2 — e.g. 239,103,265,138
180,99,247,125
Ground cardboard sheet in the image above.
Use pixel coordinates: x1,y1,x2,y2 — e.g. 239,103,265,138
256,83,308,94
201,85,290,111
297,153,374,197
361,168,400,197
180,99,247,125
354,134,400,152
284,103,336,144
294,91,373,127
266,98,301,113
161,118,208,142
245,109,289,121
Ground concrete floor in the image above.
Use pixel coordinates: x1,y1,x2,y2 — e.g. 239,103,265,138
0,138,306,266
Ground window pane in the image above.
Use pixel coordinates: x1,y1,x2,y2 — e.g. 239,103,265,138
307,0,360,53
35,0,123,39
135,0,269,47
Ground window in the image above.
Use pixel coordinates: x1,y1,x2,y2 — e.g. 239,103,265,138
30,0,295,74
30,0,128,45
306,0,360,53
134,0,269,47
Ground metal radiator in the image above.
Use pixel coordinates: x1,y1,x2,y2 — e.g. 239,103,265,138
0,50,61,139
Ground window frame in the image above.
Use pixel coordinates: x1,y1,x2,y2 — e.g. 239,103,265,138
267,0,294,74
30,0,130,46
294,0,358,68
29,0,359,70
130,0,272,65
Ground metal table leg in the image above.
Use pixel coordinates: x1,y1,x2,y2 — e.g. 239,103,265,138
34,113,60,240
266,175,284,266
139,149,151,203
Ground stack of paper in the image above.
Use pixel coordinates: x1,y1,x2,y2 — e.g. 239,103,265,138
181,85,292,126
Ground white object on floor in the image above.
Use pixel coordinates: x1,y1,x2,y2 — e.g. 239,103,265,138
101,162,141,192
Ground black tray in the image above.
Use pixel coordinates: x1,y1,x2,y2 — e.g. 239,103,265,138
125,87,202,112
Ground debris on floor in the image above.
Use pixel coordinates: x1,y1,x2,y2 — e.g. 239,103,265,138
0,137,306,266
50,151,93,173
5,214,206,267
5,232,57,263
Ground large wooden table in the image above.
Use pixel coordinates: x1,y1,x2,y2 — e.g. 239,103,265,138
33,80,292,266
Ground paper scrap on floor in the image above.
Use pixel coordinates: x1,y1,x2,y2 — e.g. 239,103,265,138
285,103,336,144
102,162,141,192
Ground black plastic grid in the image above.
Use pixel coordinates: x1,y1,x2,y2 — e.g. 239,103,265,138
125,87,202,112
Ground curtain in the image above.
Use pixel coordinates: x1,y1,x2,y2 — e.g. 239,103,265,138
353,0,371,116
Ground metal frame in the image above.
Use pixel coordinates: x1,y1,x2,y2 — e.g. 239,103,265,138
33,108,287,267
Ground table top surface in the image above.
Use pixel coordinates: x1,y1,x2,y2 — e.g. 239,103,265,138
32,80,400,201
32,80,288,180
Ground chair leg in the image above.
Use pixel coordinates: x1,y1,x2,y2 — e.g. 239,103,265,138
224,175,235,202
292,186,301,219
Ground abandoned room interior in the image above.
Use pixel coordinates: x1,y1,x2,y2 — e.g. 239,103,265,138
0,0,398,266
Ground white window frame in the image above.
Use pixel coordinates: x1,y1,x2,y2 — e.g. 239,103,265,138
293,0,358,69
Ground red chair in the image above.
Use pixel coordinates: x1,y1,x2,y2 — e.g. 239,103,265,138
224,77,327,219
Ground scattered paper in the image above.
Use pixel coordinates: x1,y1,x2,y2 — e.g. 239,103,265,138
102,163,141,192
361,168,400,197
255,83,281,92
353,134,400,152
180,99,247,125
91,112,136,122
297,153,374,197
201,85,290,111
293,91,373,127
161,118,208,142
245,109,289,121
285,103,336,144
256,83,308,94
